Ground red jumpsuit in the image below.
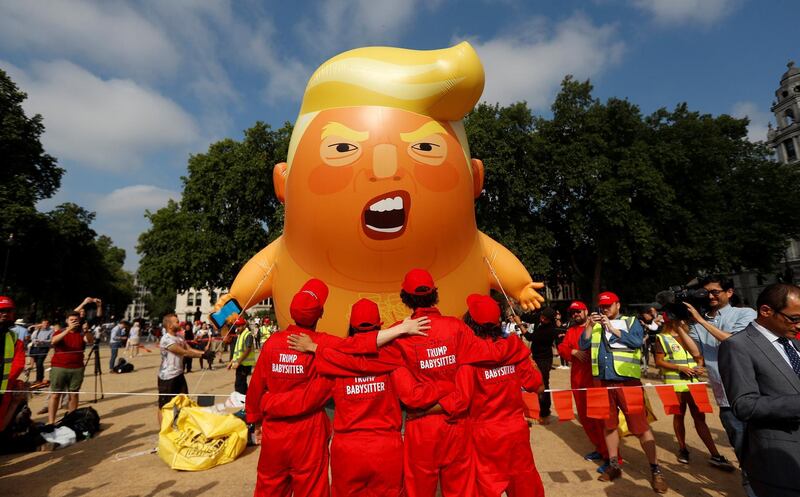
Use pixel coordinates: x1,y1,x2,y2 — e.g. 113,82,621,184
245,325,378,497
263,366,451,497
438,352,544,497
557,324,609,459
314,307,531,497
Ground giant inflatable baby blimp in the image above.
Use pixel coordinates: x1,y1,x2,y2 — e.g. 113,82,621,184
216,42,544,336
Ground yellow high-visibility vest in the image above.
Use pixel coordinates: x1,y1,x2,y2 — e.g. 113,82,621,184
2,330,18,393
656,333,698,393
233,328,255,366
590,315,641,379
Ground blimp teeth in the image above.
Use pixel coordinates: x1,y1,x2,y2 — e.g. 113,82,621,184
365,225,403,233
369,196,403,212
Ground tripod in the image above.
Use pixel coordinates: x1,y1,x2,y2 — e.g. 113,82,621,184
83,343,105,403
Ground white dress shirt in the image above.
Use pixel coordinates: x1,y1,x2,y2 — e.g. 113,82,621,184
751,321,795,368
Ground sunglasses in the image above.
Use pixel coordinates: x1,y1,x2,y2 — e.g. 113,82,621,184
775,310,800,324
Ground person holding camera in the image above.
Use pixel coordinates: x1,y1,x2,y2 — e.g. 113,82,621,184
579,291,667,493
48,310,94,425
682,275,756,495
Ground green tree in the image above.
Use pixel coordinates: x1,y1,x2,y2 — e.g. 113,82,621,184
0,69,133,317
137,122,292,295
466,103,555,278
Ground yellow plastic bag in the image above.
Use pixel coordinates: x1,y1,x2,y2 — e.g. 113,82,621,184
158,394,248,471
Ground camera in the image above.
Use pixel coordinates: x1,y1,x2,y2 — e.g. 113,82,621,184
655,286,709,321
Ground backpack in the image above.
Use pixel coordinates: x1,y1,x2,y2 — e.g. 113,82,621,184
57,407,101,440
114,358,135,373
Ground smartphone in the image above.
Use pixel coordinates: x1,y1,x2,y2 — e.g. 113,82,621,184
210,299,243,329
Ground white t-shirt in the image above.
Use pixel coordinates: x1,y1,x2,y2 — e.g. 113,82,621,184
159,333,186,381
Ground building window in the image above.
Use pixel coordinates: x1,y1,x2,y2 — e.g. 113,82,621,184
187,293,194,306
210,291,217,305
196,294,202,307
786,109,796,125
785,139,798,161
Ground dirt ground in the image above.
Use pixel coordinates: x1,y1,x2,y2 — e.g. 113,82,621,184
0,343,745,497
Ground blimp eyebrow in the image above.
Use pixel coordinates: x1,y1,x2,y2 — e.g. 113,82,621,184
400,121,447,143
321,122,369,141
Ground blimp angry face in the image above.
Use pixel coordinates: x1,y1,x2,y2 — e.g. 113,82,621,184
278,105,484,287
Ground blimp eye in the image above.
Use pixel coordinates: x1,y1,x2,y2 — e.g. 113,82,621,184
321,136,362,167
407,134,447,166
331,143,358,153
411,143,437,152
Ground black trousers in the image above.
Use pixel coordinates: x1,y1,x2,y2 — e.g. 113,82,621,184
30,347,49,382
534,356,553,417
235,365,252,395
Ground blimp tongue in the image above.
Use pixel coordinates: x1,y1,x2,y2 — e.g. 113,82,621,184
365,209,404,233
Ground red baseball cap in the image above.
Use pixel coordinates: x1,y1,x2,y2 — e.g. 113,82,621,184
290,279,329,326
598,292,619,306
402,269,436,295
0,296,15,309
568,301,588,312
466,294,501,326
349,298,382,331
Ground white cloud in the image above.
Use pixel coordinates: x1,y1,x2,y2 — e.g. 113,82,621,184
731,101,772,142
295,0,442,56
95,185,179,215
5,60,199,170
471,14,625,109
632,0,739,25
93,184,180,269
0,0,179,79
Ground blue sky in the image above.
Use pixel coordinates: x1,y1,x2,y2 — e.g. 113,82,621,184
0,0,794,271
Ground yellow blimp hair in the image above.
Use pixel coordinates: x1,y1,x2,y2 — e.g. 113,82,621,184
286,42,485,171
301,41,484,120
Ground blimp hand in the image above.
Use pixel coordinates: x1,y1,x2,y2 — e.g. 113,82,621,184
288,333,317,353
518,282,546,311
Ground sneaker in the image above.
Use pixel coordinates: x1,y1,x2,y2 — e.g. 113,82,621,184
709,455,736,472
584,451,603,461
597,465,622,482
677,448,690,464
651,469,668,494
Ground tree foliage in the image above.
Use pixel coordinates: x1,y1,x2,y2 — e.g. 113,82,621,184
523,77,799,301
0,69,133,319
137,122,292,295
137,76,800,307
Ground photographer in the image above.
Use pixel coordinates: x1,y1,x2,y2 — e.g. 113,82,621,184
579,292,667,493
681,275,756,495
48,311,94,425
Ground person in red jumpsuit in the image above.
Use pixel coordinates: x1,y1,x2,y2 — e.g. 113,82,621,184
557,300,615,473
261,298,453,497
435,294,545,497
245,279,430,497
288,269,532,497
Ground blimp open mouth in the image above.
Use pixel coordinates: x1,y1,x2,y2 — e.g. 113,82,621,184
362,191,411,240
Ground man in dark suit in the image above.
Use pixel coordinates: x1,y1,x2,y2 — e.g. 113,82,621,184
720,283,800,497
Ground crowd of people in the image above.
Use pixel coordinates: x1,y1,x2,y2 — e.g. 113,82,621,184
3,271,799,497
